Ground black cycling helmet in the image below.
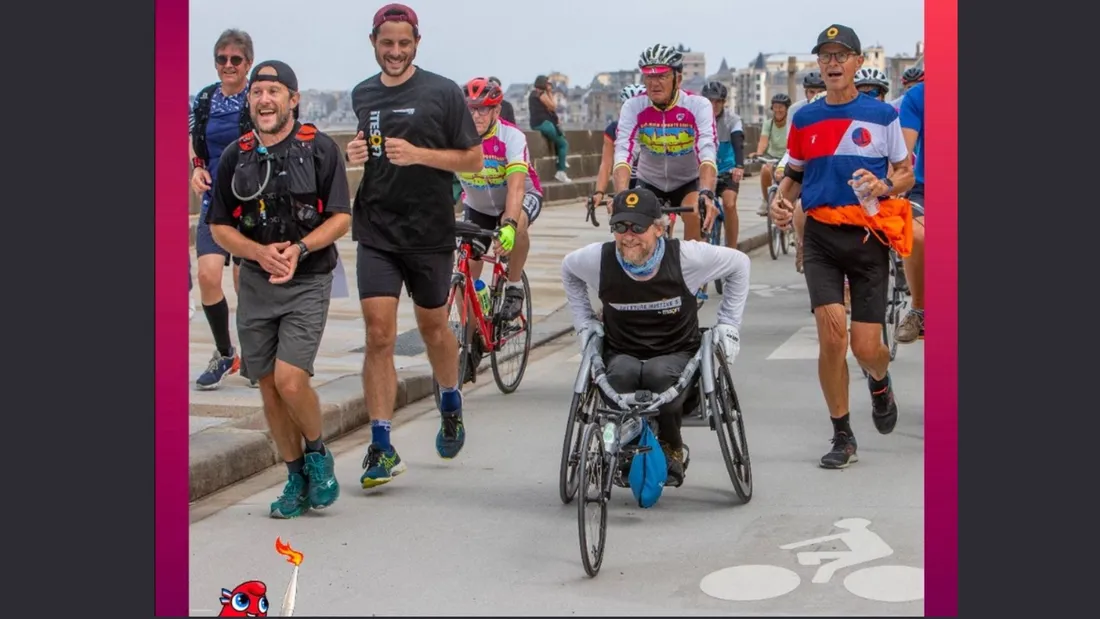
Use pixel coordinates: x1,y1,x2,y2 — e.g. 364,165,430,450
802,71,825,89
701,81,728,101
771,93,792,107
902,66,924,85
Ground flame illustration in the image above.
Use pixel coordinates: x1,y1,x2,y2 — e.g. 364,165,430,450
275,537,304,566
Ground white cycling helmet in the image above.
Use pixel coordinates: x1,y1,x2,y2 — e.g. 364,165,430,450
638,44,684,73
854,68,890,93
620,83,646,103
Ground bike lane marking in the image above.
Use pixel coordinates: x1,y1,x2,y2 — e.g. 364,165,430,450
700,517,924,604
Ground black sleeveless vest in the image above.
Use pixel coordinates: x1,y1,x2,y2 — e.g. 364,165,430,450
597,239,700,359
229,123,337,273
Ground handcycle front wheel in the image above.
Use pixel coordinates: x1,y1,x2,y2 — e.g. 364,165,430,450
433,280,473,409
709,346,752,503
577,421,609,577
559,385,596,504
489,269,533,394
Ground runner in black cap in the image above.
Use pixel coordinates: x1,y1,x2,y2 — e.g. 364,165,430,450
769,24,916,470
206,60,354,518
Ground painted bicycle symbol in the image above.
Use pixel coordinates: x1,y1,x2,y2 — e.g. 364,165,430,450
700,518,924,603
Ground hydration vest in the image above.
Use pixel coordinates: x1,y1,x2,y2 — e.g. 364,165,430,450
229,124,327,248
191,83,253,164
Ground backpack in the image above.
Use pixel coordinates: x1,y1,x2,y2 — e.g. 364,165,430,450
628,421,667,509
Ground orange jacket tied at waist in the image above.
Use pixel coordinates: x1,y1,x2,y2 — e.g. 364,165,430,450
806,197,913,257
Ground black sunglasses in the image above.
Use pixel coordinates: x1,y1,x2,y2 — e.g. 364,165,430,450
216,55,245,67
611,221,650,235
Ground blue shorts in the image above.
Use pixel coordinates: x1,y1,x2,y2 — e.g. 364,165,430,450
196,192,241,266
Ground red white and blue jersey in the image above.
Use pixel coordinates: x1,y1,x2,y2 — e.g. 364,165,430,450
786,95,909,211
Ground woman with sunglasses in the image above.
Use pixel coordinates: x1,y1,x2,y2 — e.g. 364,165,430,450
188,29,255,391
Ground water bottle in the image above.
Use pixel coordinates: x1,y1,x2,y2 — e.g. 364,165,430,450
851,172,880,216
473,279,492,314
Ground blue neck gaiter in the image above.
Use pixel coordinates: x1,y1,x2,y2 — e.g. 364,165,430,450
616,236,665,278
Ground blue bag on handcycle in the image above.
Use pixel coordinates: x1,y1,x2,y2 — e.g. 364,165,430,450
628,421,667,508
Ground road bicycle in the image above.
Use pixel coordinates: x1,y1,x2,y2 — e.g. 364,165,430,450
431,221,533,405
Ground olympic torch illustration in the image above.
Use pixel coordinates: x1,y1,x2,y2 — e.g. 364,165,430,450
274,537,304,616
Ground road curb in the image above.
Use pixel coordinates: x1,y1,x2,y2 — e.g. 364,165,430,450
188,312,577,502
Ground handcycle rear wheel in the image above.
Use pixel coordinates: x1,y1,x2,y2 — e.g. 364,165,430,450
709,346,752,503
489,270,533,393
432,280,473,409
559,385,596,504
577,422,608,577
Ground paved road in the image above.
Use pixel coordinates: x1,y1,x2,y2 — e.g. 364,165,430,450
188,247,925,616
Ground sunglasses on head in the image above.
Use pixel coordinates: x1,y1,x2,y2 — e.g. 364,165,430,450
216,55,245,67
611,221,650,235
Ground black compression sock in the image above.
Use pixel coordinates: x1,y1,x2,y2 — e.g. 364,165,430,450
286,457,305,476
305,436,326,455
831,414,853,437
202,298,233,357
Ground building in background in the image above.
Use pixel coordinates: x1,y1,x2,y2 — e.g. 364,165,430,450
260,40,921,133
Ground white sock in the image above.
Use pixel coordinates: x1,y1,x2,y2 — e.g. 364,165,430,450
506,280,523,289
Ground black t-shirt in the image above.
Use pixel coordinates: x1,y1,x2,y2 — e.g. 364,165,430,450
528,89,557,128
207,122,352,277
350,67,481,254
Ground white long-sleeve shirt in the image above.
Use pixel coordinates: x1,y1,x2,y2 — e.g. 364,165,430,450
560,240,750,334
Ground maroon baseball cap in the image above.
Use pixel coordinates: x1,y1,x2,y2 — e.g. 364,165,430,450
373,4,419,30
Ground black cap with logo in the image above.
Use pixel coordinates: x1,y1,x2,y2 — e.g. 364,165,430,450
609,188,662,228
811,24,862,55
249,60,299,93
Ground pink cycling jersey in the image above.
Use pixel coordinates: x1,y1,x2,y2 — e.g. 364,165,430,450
613,89,717,192
457,119,543,216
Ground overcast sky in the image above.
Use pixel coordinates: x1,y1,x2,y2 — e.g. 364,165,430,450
188,0,923,93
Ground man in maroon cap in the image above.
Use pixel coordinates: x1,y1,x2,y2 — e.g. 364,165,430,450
345,3,484,489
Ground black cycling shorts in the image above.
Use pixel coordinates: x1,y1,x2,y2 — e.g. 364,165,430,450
907,182,925,218
716,175,740,195
356,244,454,310
802,217,890,324
635,179,699,207
462,191,543,231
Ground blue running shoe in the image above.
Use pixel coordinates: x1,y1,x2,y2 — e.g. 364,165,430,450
195,347,240,390
436,389,466,459
270,472,310,519
360,444,407,488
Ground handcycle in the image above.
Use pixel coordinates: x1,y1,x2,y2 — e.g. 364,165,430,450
748,155,797,261
431,220,534,405
559,328,752,577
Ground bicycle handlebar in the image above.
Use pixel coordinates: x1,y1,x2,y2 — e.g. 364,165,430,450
585,196,608,227
746,156,780,165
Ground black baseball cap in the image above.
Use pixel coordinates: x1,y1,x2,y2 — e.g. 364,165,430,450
812,24,862,55
249,60,298,92
609,188,662,228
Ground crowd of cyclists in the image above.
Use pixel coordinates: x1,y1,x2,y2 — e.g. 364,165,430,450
190,6,927,515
